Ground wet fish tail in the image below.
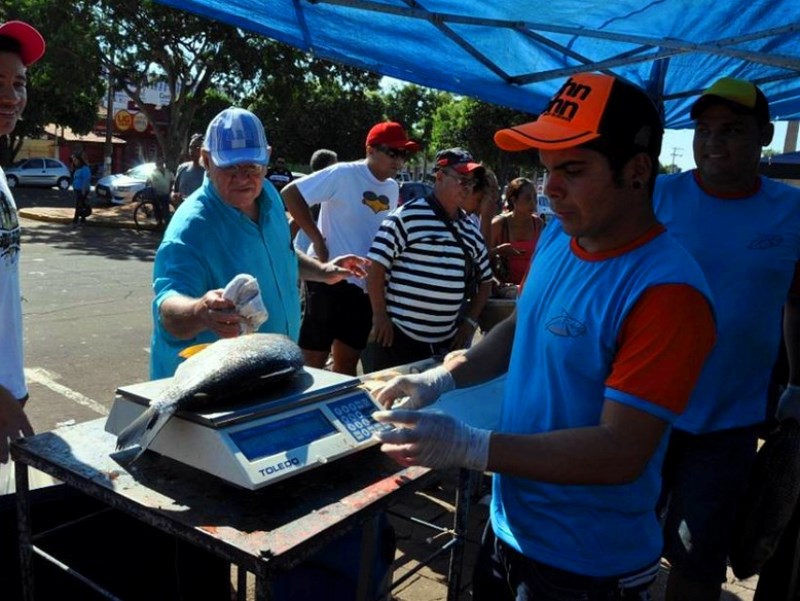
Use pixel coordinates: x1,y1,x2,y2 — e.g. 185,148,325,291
115,404,175,461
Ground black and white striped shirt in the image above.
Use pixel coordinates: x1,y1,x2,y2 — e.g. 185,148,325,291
368,196,492,342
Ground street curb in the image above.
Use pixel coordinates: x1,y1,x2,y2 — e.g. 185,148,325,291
18,209,139,230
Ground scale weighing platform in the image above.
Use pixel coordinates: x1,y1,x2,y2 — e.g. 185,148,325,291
105,367,393,490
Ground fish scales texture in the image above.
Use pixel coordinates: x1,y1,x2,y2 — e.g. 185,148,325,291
116,334,303,459
162,334,303,410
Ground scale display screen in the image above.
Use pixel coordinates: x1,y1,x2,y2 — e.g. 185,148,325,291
230,409,337,461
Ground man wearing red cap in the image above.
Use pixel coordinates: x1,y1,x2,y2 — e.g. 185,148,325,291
365,147,493,371
0,20,45,467
653,77,800,600
370,73,717,599
282,121,418,375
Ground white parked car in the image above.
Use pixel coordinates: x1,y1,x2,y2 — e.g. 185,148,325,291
95,162,156,205
5,157,72,190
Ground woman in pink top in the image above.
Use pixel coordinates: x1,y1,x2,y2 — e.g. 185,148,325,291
490,177,544,286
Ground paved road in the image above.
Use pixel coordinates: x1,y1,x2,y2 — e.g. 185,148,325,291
15,187,160,434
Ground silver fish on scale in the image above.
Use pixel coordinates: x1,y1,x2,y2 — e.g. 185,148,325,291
116,333,304,460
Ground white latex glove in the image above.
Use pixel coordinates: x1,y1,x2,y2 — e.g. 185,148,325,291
222,274,268,334
373,410,490,471
776,384,800,422
374,365,456,409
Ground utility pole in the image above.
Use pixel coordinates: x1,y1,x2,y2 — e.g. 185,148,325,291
670,147,682,173
784,120,799,153
104,49,115,178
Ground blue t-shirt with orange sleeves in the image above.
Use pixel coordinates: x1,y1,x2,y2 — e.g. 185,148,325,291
150,178,301,379
490,219,716,577
654,171,800,433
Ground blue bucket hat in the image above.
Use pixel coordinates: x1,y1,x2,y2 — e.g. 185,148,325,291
204,108,270,168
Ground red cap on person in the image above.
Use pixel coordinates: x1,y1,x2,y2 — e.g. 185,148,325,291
366,122,420,152
0,21,45,66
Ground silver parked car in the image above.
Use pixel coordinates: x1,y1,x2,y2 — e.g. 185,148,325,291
5,157,72,190
95,162,156,205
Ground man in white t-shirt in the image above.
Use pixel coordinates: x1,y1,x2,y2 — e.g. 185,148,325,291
0,21,45,463
282,122,419,375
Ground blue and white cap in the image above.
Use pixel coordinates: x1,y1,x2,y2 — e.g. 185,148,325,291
204,108,270,168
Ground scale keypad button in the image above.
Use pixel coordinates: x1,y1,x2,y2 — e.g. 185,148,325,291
328,395,393,442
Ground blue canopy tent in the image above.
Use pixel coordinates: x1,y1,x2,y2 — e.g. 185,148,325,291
155,0,800,128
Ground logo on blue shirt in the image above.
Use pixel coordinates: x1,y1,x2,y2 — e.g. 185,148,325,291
546,310,587,337
748,234,783,250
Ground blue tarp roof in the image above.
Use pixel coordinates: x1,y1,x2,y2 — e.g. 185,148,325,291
157,0,800,129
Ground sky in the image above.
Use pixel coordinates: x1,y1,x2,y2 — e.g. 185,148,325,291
661,121,792,172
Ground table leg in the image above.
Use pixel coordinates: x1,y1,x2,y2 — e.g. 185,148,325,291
356,515,379,601
254,565,271,601
236,565,248,601
15,461,34,601
446,468,473,601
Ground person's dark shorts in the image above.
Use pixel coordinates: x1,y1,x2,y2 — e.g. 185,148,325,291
298,281,372,352
657,424,760,584
361,323,454,373
472,522,656,600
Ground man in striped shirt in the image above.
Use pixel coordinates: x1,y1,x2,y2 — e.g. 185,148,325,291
365,148,493,372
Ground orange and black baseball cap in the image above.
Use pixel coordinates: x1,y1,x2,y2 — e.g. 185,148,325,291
0,21,45,66
690,77,770,125
494,72,662,157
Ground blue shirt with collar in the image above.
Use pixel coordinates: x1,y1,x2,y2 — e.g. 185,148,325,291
150,178,301,379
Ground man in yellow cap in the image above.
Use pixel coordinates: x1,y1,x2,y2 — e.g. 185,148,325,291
653,77,800,600
0,20,45,467
371,72,716,600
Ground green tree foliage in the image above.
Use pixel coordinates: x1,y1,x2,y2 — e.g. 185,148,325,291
431,96,540,184
253,85,385,167
93,0,267,169
250,50,383,167
0,0,104,164
382,84,450,154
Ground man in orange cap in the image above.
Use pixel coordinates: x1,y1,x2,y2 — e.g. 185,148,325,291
653,77,800,600
0,20,45,466
282,121,419,375
371,73,717,599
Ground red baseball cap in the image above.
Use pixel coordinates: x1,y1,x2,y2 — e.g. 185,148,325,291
0,21,45,66
366,122,420,152
494,72,662,155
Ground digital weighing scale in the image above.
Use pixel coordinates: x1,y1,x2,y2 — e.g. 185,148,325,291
104,367,393,490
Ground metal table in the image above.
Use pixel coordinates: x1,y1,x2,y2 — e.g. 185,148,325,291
12,418,470,601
